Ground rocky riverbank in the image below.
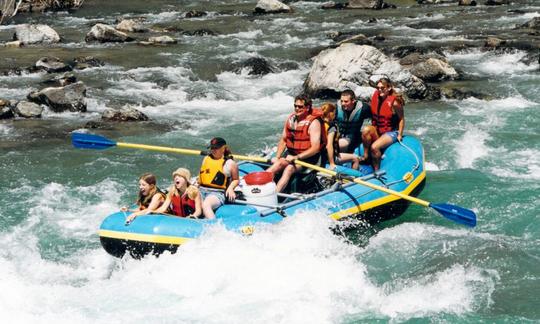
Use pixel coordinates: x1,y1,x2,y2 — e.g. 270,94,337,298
0,0,538,127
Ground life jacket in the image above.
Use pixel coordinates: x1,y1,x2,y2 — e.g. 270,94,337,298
371,91,398,135
284,110,327,156
170,192,196,217
199,155,230,189
139,189,166,210
336,101,365,142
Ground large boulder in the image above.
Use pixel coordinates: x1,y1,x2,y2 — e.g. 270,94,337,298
254,0,292,14
13,101,43,118
303,44,390,97
520,17,540,30
72,56,105,70
102,106,149,121
13,24,60,45
85,24,133,43
27,82,87,112
304,44,429,99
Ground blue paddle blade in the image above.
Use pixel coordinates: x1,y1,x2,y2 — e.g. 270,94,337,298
71,133,117,150
430,203,477,227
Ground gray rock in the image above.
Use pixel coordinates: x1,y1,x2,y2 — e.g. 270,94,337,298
145,36,177,44
34,56,72,73
520,17,540,30
348,0,383,9
485,0,509,5
321,1,347,9
102,106,149,121
184,10,208,18
371,61,429,99
254,0,292,14
458,0,477,5
27,81,87,113
72,56,105,70
13,24,60,45
13,101,43,118
236,57,274,75
4,41,22,48
0,99,14,119
41,74,77,87
116,19,149,33
406,58,458,82
484,37,506,48
336,34,373,46
85,24,133,43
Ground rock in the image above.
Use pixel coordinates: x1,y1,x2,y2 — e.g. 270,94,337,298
237,57,274,75
336,34,373,46
5,41,22,48
0,99,14,119
13,24,60,45
371,61,429,99
140,36,177,45
27,81,87,113
347,0,384,9
254,0,292,14
116,19,149,33
485,0,509,5
458,0,477,5
72,56,105,70
441,87,491,100
321,1,347,9
101,106,149,122
484,37,506,48
85,24,133,43
41,74,77,87
183,29,217,36
373,35,385,41
13,101,43,118
34,56,72,73
184,10,208,18
303,44,390,97
407,58,458,82
520,17,540,30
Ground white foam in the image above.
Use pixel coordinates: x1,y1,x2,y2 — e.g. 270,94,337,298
0,123,13,136
454,126,492,169
490,148,540,180
425,161,440,171
447,49,540,76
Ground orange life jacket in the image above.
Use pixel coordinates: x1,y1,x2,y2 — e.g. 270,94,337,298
371,91,397,135
170,193,196,217
284,110,326,155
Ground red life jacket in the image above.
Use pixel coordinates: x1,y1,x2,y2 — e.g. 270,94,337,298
170,193,196,217
284,110,326,155
371,91,397,135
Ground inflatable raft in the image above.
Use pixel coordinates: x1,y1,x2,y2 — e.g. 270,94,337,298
98,136,426,258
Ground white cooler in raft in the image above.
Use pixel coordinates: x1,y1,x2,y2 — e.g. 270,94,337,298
241,171,278,210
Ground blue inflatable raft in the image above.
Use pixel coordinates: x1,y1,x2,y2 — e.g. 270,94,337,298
98,136,426,258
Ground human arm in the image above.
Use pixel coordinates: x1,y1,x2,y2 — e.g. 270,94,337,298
125,193,163,223
154,192,171,214
225,160,239,201
189,191,203,218
394,104,404,141
326,130,337,169
273,126,288,162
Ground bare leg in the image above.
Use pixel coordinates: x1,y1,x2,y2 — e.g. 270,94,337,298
370,134,394,171
202,195,222,219
338,152,360,170
338,137,351,153
361,126,378,161
276,164,297,193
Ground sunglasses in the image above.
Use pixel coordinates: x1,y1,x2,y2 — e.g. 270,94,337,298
294,104,306,109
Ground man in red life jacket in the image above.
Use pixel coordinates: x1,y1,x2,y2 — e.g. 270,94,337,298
361,78,405,171
267,94,325,193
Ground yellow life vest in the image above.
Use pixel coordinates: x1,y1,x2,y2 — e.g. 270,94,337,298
199,155,229,189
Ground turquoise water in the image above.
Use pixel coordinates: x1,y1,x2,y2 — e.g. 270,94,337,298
0,0,539,322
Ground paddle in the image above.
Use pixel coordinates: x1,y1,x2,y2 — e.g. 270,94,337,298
294,159,477,227
71,132,271,163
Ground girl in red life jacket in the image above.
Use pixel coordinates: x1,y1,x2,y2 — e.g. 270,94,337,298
321,103,361,170
124,173,166,224
361,77,405,171
155,168,202,219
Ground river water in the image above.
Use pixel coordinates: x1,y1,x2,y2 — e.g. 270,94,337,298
0,0,539,322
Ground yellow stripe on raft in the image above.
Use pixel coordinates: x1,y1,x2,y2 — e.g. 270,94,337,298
99,229,191,245
329,170,426,220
